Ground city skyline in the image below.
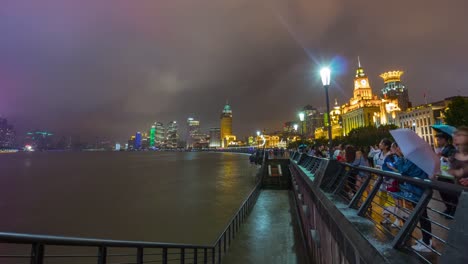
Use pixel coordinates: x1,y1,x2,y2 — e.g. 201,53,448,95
1,1,467,141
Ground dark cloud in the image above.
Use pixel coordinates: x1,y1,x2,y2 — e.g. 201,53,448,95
1,0,467,142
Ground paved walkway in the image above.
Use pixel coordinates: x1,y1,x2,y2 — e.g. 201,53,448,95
222,190,308,264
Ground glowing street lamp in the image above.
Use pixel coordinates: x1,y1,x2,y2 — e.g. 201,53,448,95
298,111,305,139
320,67,333,158
293,124,298,132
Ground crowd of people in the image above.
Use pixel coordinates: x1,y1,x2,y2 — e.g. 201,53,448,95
296,126,468,253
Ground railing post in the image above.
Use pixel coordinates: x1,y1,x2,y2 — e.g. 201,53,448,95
211,247,215,264
136,247,143,264
333,168,351,195
203,248,207,264
98,246,107,264
30,243,44,264
357,175,383,217
392,188,433,248
180,248,185,264
223,233,227,253
162,248,168,264
194,248,198,264
218,241,221,263
349,173,373,209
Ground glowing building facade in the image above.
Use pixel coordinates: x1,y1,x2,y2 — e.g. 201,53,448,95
154,122,165,147
341,61,381,135
380,71,410,111
220,103,236,147
166,121,179,149
209,128,221,148
186,118,200,148
149,126,156,147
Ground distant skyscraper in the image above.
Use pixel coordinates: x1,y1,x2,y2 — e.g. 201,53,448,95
25,131,54,150
302,105,323,138
186,117,200,148
380,71,410,111
166,121,179,148
0,118,16,148
134,132,142,150
154,122,165,146
220,103,235,147
209,128,221,148
149,125,156,147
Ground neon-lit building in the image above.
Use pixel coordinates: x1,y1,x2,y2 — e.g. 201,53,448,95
149,125,156,147
134,132,142,150
25,131,54,150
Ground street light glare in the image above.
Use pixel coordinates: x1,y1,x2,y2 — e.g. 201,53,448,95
293,124,298,131
298,112,305,122
320,67,331,86
256,131,261,136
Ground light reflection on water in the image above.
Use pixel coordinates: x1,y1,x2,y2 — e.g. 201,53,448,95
0,152,258,244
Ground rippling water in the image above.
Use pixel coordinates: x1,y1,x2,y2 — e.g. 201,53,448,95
0,152,259,244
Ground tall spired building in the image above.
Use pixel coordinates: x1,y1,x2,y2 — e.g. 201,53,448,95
220,103,236,147
341,58,382,135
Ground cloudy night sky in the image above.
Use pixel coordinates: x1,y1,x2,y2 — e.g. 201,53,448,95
1,0,467,141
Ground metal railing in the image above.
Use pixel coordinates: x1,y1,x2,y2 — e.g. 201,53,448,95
0,158,265,264
290,152,468,263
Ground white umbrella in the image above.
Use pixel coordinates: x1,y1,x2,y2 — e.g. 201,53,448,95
390,129,440,177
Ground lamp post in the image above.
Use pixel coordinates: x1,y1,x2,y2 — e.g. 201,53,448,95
298,112,305,141
256,130,261,148
320,67,333,158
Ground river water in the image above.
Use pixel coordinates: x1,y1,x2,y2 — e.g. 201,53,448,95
0,152,259,245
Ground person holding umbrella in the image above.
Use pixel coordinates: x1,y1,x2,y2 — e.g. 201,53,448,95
390,129,438,253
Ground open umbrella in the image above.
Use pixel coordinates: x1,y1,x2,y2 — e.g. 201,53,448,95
390,129,440,176
432,124,456,137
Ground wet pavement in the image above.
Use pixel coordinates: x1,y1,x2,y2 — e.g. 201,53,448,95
222,190,308,264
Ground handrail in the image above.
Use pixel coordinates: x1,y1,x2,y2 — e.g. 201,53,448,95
212,178,262,245
291,151,467,263
340,162,468,194
0,232,211,248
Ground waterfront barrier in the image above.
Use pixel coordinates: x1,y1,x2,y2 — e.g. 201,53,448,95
290,151,468,264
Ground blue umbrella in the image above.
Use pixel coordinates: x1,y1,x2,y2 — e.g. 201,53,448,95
432,124,456,137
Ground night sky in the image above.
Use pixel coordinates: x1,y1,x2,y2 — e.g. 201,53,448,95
1,0,467,142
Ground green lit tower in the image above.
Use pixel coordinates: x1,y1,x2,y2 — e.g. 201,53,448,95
149,125,156,147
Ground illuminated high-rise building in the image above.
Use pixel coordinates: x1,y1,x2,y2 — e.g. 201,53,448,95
153,122,165,147
186,118,200,148
0,118,16,148
220,103,236,147
209,128,221,148
166,121,179,149
149,125,156,147
380,71,410,111
134,132,142,150
341,58,381,135
302,105,323,139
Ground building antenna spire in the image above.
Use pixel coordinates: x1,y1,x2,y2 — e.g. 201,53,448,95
358,56,361,68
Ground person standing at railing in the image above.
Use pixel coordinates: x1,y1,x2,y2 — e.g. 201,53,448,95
389,143,433,253
434,132,457,218
449,126,468,187
373,139,394,213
